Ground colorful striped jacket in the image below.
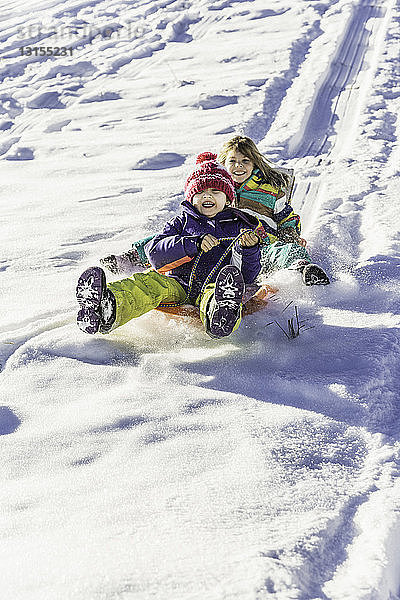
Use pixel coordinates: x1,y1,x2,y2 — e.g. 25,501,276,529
235,168,301,244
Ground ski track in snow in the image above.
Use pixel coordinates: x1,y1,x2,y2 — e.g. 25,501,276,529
1,0,400,598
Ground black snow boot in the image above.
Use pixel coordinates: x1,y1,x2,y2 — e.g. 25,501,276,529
76,267,116,334
289,259,330,286
206,265,244,338
100,248,144,276
301,263,330,286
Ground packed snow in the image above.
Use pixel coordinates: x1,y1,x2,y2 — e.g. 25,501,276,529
1,0,400,598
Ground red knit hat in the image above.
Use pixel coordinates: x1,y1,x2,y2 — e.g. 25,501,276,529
184,152,235,205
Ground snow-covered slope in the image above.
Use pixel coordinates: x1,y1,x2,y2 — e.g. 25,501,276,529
1,0,400,598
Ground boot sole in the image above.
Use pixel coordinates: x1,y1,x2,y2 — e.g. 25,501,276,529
302,264,330,286
208,266,244,338
76,267,106,334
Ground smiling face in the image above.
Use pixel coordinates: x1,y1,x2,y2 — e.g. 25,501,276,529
224,150,254,184
192,188,227,217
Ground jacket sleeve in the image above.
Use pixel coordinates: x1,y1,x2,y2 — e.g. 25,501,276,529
145,216,201,273
273,194,301,234
232,242,261,284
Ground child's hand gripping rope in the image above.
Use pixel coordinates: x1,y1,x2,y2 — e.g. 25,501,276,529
200,234,220,252
239,229,260,247
201,229,260,252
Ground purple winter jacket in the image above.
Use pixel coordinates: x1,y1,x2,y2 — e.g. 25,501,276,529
145,201,262,300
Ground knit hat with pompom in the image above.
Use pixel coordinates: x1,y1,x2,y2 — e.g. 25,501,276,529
184,152,235,205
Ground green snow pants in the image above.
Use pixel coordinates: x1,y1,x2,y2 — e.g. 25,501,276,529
107,270,242,333
260,241,311,276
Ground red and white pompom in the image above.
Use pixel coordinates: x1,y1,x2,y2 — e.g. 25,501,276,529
195,152,218,164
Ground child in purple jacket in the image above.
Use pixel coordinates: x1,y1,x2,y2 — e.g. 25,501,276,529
76,153,263,339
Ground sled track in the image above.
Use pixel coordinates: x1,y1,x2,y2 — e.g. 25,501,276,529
285,0,395,230
289,0,387,159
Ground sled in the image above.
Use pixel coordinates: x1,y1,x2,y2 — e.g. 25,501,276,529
155,284,278,325
276,166,295,201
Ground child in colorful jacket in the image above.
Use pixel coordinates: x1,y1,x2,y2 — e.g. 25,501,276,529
76,154,262,339
218,135,329,285
101,136,329,286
